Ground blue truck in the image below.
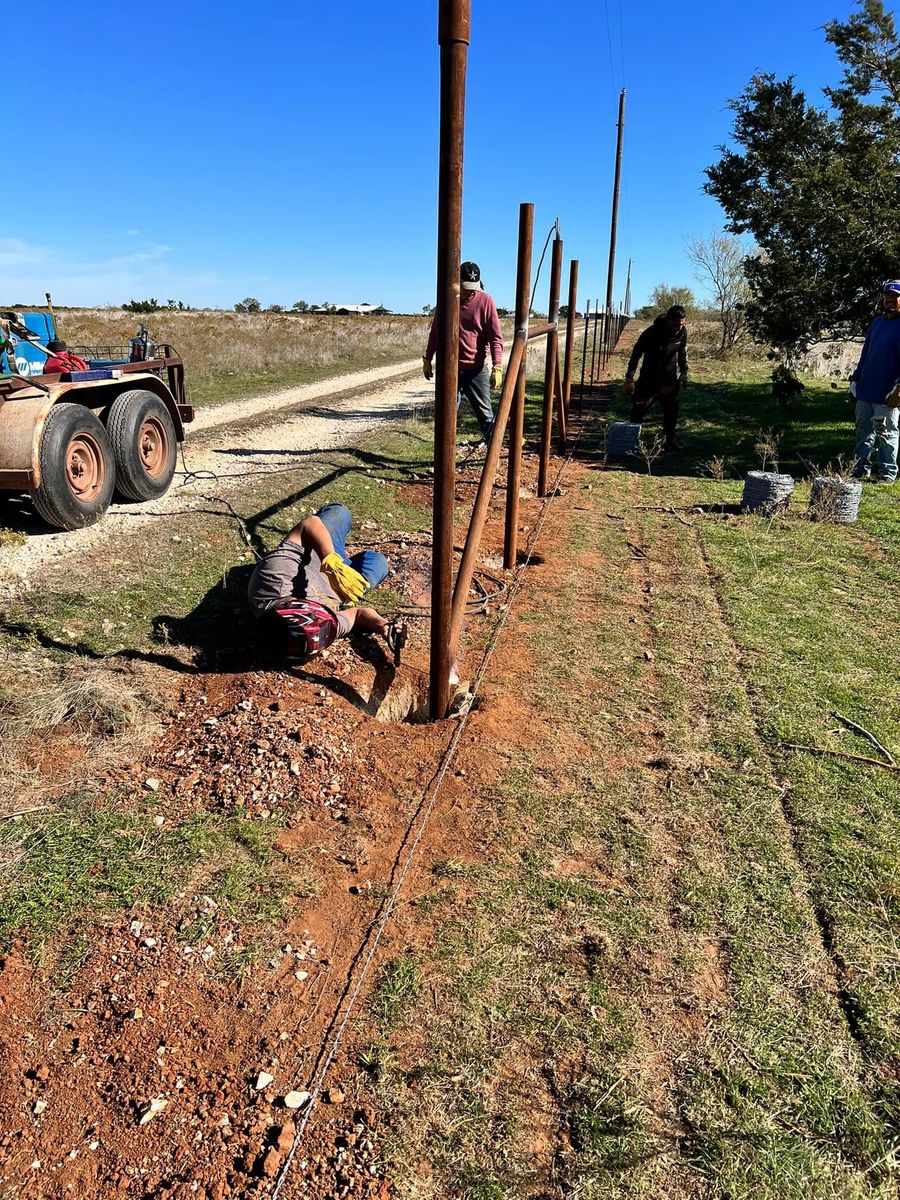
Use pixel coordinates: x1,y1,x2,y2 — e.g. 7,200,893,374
0,309,194,529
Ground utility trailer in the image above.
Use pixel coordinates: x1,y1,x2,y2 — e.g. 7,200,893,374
0,311,194,530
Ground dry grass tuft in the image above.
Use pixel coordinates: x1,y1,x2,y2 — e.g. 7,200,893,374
0,653,157,810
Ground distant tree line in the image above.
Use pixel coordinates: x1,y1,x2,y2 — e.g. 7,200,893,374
122,298,192,313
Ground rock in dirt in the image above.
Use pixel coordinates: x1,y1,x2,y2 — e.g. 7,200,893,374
143,778,161,792
274,1124,295,1153
325,1086,345,1105
137,1097,168,1125
254,1071,275,1091
282,1090,311,1110
33,1099,48,1115
260,1147,282,1178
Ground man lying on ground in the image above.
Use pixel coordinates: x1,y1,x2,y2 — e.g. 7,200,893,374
248,503,402,665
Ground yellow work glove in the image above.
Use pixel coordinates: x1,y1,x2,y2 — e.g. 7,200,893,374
489,364,503,392
321,553,368,606
622,376,635,397
422,356,433,381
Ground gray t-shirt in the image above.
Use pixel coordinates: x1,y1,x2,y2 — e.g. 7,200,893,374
247,540,352,636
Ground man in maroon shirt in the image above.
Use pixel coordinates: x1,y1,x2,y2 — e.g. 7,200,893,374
423,261,504,445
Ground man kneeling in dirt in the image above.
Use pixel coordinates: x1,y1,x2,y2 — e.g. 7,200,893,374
248,503,401,665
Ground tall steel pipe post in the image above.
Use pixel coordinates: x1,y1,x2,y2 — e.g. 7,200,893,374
588,296,600,392
562,259,579,417
430,0,470,721
577,298,591,416
503,202,534,570
537,234,563,497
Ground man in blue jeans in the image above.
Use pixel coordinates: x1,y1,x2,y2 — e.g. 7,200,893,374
851,279,900,484
423,261,504,446
248,504,393,663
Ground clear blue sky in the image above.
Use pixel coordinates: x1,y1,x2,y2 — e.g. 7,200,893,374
2,1,859,314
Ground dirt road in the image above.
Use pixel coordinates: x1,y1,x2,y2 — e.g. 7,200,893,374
0,358,428,594
0,321,573,596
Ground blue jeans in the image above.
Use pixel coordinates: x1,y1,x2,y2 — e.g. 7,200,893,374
317,504,389,589
457,364,495,441
854,402,899,481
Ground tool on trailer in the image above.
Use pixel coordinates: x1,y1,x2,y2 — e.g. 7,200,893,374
45,291,58,336
385,618,409,667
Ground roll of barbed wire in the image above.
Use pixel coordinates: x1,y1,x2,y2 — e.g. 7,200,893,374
606,421,642,457
809,475,862,523
740,470,795,514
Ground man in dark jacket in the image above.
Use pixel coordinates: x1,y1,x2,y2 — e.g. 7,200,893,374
623,305,689,450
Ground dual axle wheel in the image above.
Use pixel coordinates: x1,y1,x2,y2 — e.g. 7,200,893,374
30,390,177,530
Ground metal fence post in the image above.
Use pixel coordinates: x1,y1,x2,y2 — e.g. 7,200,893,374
430,0,470,721
503,202,533,570
590,298,601,391
578,298,590,416
537,233,562,497
562,259,578,417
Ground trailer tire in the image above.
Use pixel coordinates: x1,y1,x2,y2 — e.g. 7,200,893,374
107,389,177,501
31,403,116,530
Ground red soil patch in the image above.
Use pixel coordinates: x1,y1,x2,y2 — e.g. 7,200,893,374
0,451,568,1198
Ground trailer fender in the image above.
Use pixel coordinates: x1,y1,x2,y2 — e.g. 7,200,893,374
0,393,55,488
59,376,186,441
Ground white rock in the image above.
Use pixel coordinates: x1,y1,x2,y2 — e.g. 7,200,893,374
143,778,161,792
137,1097,168,1125
254,1071,274,1090
33,1100,48,1115
283,1090,311,1110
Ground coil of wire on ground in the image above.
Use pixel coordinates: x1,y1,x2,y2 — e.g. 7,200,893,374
741,470,795,514
606,420,642,458
808,476,863,524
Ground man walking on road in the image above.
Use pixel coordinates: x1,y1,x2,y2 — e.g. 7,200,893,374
623,304,689,451
850,280,900,484
423,261,504,446
248,503,403,664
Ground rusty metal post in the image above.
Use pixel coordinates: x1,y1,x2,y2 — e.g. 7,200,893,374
503,201,533,570
577,298,590,416
604,89,626,339
562,259,578,417
554,353,567,451
430,0,470,721
589,297,600,390
537,233,563,497
450,334,526,654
